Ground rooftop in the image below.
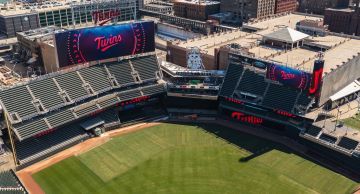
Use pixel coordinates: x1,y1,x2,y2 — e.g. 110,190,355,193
176,13,321,56
263,27,309,43
0,0,135,17
172,13,360,74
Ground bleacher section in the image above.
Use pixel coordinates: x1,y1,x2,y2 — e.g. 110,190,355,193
28,79,63,109
0,170,26,194
219,63,243,97
237,70,268,96
15,124,89,165
219,63,314,115
296,92,313,108
75,105,99,117
106,61,135,85
46,110,75,128
0,54,163,142
142,84,165,96
119,89,142,100
319,133,337,144
131,55,159,81
337,137,359,150
55,71,88,100
262,84,298,112
305,126,322,137
0,86,37,119
13,119,49,140
98,97,119,109
78,66,112,93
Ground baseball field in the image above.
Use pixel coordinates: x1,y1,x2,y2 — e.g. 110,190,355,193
32,123,358,194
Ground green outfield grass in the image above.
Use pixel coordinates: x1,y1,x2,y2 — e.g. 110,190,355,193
343,112,360,131
33,123,358,194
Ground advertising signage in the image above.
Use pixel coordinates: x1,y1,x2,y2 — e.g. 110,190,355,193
55,21,155,68
266,64,312,90
308,60,324,96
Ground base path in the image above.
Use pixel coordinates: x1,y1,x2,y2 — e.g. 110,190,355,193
16,122,161,194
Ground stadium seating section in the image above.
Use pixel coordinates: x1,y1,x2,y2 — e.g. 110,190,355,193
219,63,243,97
319,133,337,144
0,86,37,119
262,84,298,113
219,63,314,115
237,69,268,96
78,65,112,93
106,61,135,85
15,124,90,165
305,126,322,137
142,84,166,96
0,170,27,193
131,55,159,81
337,137,359,150
0,55,164,142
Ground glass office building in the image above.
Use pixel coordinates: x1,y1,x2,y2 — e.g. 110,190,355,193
38,0,138,28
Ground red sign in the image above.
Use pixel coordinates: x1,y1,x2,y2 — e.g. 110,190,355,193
94,34,123,52
231,111,263,125
92,10,121,26
224,97,244,105
274,109,296,118
117,96,151,107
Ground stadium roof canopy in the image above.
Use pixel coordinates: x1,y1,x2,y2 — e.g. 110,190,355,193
263,28,309,44
330,80,360,101
80,117,105,131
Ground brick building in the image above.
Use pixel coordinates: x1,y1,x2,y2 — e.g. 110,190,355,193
275,0,298,14
324,4,360,36
220,0,276,22
299,0,350,15
173,0,220,21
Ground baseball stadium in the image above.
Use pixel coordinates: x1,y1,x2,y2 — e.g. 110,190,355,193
0,1,359,194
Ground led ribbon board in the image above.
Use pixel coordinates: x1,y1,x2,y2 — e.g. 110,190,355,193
55,21,155,68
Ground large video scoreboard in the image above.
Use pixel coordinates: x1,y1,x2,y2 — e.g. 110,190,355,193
54,21,155,68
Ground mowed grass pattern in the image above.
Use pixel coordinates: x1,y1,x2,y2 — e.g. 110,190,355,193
33,123,358,194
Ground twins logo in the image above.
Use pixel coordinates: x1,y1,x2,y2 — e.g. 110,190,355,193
280,71,296,80
94,34,123,52
92,10,121,26
231,111,263,125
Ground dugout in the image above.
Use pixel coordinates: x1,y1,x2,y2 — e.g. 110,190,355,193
80,118,105,137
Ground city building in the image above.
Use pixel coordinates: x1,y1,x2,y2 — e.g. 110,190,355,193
173,0,220,21
275,0,298,14
0,0,140,38
143,1,173,14
324,1,360,36
220,0,276,23
296,19,328,36
299,0,350,15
